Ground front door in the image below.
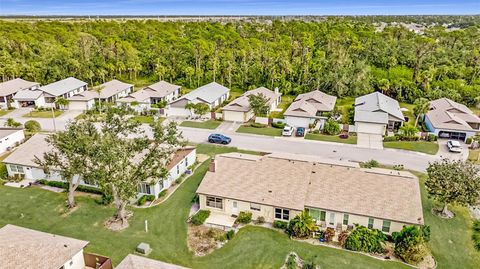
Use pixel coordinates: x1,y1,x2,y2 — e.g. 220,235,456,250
232,201,239,215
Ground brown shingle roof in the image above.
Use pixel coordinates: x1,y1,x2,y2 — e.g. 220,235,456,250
197,153,424,225
116,254,190,269
0,224,88,269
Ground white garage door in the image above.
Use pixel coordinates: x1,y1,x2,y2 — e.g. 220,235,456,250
168,107,192,117
68,101,88,111
357,133,383,149
284,116,312,128
223,111,246,122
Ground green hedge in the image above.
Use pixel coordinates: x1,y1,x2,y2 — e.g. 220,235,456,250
191,210,211,226
273,220,288,229
137,194,156,206
37,180,103,195
0,163,8,179
159,189,168,198
250,122,267,128
235,211,252,224
271,122,286,129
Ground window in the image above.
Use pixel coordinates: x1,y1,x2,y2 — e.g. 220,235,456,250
137,183,151,194
10,165,24,174
250,203,261,211
206,196,223,209
368,218,374,229
343,214,349,225
275,208,290,220
329,212,335,225
382,220,391,233
307,208,326,221
185,157,189,167
176,165,180,175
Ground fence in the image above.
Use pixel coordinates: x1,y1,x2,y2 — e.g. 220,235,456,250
84,252,113,269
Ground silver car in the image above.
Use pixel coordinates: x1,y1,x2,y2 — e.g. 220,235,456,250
447,140,462,153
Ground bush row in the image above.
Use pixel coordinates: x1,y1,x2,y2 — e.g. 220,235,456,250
137,194,155,206
191,210,211,225
37,180,103,195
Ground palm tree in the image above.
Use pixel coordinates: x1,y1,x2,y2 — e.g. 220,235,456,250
413,98,430,127
288,210,317,238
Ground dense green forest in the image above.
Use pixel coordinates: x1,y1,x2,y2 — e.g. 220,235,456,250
0,19,479,105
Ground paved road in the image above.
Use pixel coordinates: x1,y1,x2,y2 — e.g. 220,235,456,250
0,108,82,131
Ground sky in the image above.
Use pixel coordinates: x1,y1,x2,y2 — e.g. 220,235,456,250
0,0,479,16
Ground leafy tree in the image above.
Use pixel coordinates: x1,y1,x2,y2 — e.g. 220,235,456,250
185,103,210,117
344,225,387,253
4,118,21,127
288,210,317,238
55,97,70,109
248,93,270,117
35,120,98,209
24,120,41,133
323,118,341,135
426,158,480,218
392,225,430,264
413,98,430,127
399,124,418,138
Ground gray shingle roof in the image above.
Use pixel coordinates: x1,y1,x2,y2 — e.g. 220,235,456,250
2,133,51,167
175,82,229,104
354,110,389,124
0,128,23,140
222,87,280,112
284,90,337,118
116,254,190,269
13,88,44,101
426,98,480,132
0,78,39,97
94,79,133,99
354,92,405,122
40,77,87,97
144,81,180,98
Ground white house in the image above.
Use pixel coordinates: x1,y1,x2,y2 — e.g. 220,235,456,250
67,91,98,111
168,82,230,117
40,77,88,108
0,78,40,109
354,92,405,149
68,79,134,110
222,87,281,122
117,81,180,112
424,98,480,142
0,224,90,269
283,90,337,128
0,128,25,154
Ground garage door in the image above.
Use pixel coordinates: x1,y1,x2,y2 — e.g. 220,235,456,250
438,131,466,141
357,133,383,149
68,101,88,111
223,111,246,122
168,107,192,117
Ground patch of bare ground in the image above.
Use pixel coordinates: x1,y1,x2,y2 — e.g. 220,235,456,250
280,252,320,269
59,205,80,217
431,208,454,219
187,224,227,256
104,211,133,231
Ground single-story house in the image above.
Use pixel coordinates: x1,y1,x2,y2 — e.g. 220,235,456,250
354,92,405,149
67,90,98,111
117,81,181,112
197,152,424,234
67,79,134,110
222,87,281,122
40,77,88,108
2,133,196,199
424,98,480,141
12,88,46,108
168,82,230,117
116,254,190,269
0,128,25,154
283,90,337,128
0,224,91,269
0,78,40,109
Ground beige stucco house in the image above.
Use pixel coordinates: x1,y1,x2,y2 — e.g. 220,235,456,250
283,90,337,128
222,87,281,122
196,152,424,234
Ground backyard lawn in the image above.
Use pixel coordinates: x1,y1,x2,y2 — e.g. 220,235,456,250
129,115,164,124
23,110,63,118
384,141,439,155
0,144,478,268
180,120,221,130
269,95,295,119
305,133,357,144
236,125,282,136
399,102,415,124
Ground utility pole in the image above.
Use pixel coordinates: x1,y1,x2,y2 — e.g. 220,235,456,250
51,106,57,132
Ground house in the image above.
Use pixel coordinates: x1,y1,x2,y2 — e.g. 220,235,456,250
39,77,88,107
283,90,336,128
0,78,40,109
13,88,47,108
168,82,230,117
2,133,196,199
424,98,480,142
116,254,189,269
117,81,180,112
0,224,112,269
0,128,25,154
68,79,134,110
222,87,281,122
196,152,424,234
354,92,405,149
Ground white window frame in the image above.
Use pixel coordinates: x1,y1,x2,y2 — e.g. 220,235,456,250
274,208,289,221
10,164,25,174
250,203,261,211
206,196,223,209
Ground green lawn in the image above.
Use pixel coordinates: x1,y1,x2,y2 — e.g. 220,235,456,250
236,126,282,136
269,95,295,119
23,110,63,118
383,141,439,155
180,120,221,130
0,109,12,117
305,133,357,144
399,102,415,124
0,144,478,268
129,115,164,124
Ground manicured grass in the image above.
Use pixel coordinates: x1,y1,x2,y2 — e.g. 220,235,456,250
129,115,164,124
399,102,416,124
195,144,265,157
0,109,12,117
335,97,355,124
180,120,221,130
468,149,480,164
305,133,357,144
236,125,282,136
269,95,295,119
384,141,439,155
23,110,63,118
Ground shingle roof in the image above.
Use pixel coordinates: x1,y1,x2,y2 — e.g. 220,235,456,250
117,90,152,103
354,110,389,124
197,153,424,225
0,78,39,97
40,77,87,97
2,133,51,167
145,81,180,98
0,224,88,269
425,98,480,132
13,88,44,101
0,128,23,140
174,82,230,104
354,92,405,122
222,87,280,112
284,90,336,118
116,254,190,269
68,90,99,101
94,79,133,99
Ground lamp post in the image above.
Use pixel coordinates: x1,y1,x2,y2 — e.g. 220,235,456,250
51,105,57,132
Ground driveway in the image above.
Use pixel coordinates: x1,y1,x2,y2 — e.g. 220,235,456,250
436,139,469,161
0,108,83,131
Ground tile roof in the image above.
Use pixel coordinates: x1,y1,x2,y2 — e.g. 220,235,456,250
354,92,405,122
40,77,87,97
0,224,88,269
116,254,190,269
425,98,480,132
94,79,133,99
284,90,336,118
197,153,424,225
174,82,230,104
222,87,280,112
0,78,39,97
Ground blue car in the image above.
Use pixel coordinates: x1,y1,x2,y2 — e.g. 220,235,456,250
208,133,231,145
295,127,305,137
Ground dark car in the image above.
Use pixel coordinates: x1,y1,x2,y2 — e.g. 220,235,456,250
295,127,305,137
208,133,231,145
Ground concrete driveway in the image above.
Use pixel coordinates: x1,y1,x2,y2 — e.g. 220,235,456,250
0,108,83,131
436,139,469,161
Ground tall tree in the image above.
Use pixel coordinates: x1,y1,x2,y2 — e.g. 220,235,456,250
248,93,270,117
413,97,430,127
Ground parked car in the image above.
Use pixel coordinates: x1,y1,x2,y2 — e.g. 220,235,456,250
295,127,305,137
447,140,462,153
208,134,231,145
282,126,294,137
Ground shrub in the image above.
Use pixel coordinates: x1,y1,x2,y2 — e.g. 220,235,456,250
472,220,480,251
466,137,473,144
250,122,267,128
273,220,288,229
311,129,320,134
323,118,341,135
0,163,7,179
323,227,335,243
288,210,317,238
399,124,418,138
383,135,399,142
427,134,438,142
97,193,113,205
24,120,41,133
255,216,265,224
37,180,103,195
191,210,210,226
393,164,405,171
271,121,286,129
226,230,235,240
159,190,167,198
344,225,386,253
137,195,149,206
4,118,21,127
235,211,252,224
302,260,316,269
392,225,430,264
338,231,349,247
363,159,379,168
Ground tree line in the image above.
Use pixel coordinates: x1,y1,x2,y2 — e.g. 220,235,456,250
0,19,479,106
